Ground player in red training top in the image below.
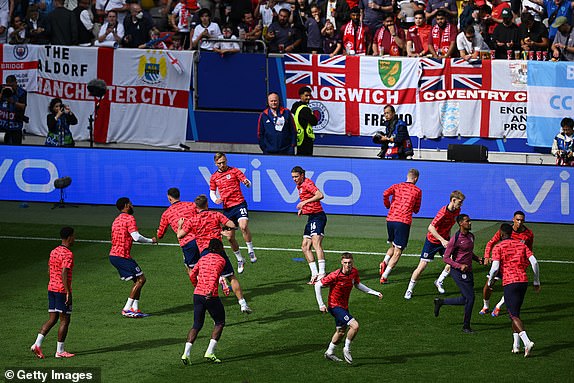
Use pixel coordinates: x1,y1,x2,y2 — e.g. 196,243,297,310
210,152,257,274
109,197,157,318
487,223,540,357
30,227,76,359
314,252,382,364
181,239,228,365
291,166,328,284
157,187,199,277
480,211,534,317
404,190,465,299
380,168,422,284
177,194,252,314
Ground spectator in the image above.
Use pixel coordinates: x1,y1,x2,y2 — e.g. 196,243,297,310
428,9,457,58
492,8,519,59
123,2,153,47
310,4,325,27
170,0,193,49
191,8,222,51
257,92,296,155
304,5,323,53
551,16,574,61
255,0,278,31
96,9,124,46
396,0,425,29
29,0,56,19
26,5,48,44
45,98,77,147
406,9,432,57
239,11,263,52
458,0,474,31
425,0,458,25
321,0,350,32
358,0,391,33
45,0,78,45
485,0,510,36
230,0,253,26
265,8,303,53
12,0,29,19
552,117,574,166
0,75,27,146
457,24,488,60
148,0,169,31
372,13,406,56
214,23,241,55
341,6,370,55
530,0,573,41
518,12,549,55
170,32,184,49
95,0,128,24
138,26,170,48
321,19,342,55
74,0,96,46
522,0,545,22
373,104,412,159
7,15,28,43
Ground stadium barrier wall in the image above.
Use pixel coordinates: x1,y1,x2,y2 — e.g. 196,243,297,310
1,146,572,224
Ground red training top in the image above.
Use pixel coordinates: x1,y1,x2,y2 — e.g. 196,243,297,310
110,213,138,259
158,201,197,247
190,252,226,297
182,210,230,252
427,205,460,244
383,182,422,225
210,167,247,209
320,267,360,310
48,245,74,293
297,178,324,215
484,226,534,258
492,238,535,286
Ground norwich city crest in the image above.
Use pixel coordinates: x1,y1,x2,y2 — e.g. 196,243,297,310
138,55,167,84
378,60,401,88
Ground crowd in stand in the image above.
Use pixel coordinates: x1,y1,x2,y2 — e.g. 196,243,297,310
0,0,573,57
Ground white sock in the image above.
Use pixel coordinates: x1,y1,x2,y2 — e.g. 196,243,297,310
309,262,318,277
496,297,505,309
123,298,134,311
344,338,352,350
132,299,139,311
206,339,218,355
437,269,450,283
234,250,244,262
483,299,490,309
519,331,532,346
407,279,416,293
184,342,193,356
513,333,520,349
382,266,393,279
383,255,391,264
327,342,337,354
238,298,247,308
57,342,64,353
318,260,326,275
246,242,254,253
34,334,45,347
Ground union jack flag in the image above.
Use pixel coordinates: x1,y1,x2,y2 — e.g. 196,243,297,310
419,58,482,92
284,54,346,87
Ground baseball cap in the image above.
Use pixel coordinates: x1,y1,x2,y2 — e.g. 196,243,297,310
501,8,512,18
552,16,569,28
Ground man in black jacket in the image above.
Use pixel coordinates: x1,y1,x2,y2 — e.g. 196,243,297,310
123,2,152,48
291,86,318,156
45,0,78,45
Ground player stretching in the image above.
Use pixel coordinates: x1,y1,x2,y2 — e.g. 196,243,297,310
480,211,534,317
177,194,252,313
380,168,422,284
109,197,156,318
181,239,228,365
210,152,257,273
487,223,540,357
292,166,327,284
404,191,465,299
30,227,76,359
315,252,382,364
157,187,199,277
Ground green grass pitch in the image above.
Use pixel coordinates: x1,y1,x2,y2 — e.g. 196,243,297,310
0,201,573,383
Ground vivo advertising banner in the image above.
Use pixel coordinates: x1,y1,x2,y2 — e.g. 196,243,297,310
1,147,572,224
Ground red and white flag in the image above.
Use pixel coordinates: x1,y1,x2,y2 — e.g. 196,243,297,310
0,44,39,90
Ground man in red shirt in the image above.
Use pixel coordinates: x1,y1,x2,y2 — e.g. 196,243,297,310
30,227,76,359
109,197,157,318
181,239,228,365
210,152,257,274
380,168,422,283
177,194,252,314
480,211,534,317
291,166,328,284
406,10,432,57
372,13,406,56
157,187,199,277
404,190,465,299
314,252,382,364
428,9,458,58
487,223,540,357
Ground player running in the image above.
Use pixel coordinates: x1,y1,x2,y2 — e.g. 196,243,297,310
315,252,382,364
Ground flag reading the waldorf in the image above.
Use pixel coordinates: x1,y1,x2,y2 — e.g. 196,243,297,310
285,54,419,136
527,61,574,148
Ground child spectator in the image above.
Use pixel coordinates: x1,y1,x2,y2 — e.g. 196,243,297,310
321,19,342,55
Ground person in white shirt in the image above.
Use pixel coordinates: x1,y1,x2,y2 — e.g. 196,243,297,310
456,24,489,60
214,24,241,55
191,8,221,51
96,9,124,45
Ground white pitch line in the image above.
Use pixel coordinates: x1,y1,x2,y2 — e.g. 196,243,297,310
1,235,573,264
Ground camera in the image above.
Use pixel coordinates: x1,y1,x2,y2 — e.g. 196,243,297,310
1,85,14,99
372,131,386,144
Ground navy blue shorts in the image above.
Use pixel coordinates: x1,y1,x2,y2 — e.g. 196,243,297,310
304,212,327,238
420,238,445,261
387,221,411,249
193,294,225,330
109,256,143,281
224,201,249,225
48,291,72,314
504,282,528,319
182,240,200,268
328,306,354,328
200,248,234,277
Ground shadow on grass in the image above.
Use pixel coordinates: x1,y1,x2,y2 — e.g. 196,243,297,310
524,301,574,314
222,342,325,362
149,303,194,316
353,350,468,366
528,341,574,357
75,338,182,356
225,308,318,327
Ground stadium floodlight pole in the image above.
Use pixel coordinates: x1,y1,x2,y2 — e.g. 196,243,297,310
87,79,108,148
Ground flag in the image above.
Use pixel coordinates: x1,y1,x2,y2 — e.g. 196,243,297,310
0,44,39,90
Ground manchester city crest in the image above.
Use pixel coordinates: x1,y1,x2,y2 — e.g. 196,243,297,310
138,55,167,84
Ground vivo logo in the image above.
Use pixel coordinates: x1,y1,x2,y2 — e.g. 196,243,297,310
0,158,59,193
198,159,361,206
506,171,570,215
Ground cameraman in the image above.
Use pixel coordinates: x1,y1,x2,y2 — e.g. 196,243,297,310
373,104,413,160
552,117,574,166
0,75,28,145
45,97,78,147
